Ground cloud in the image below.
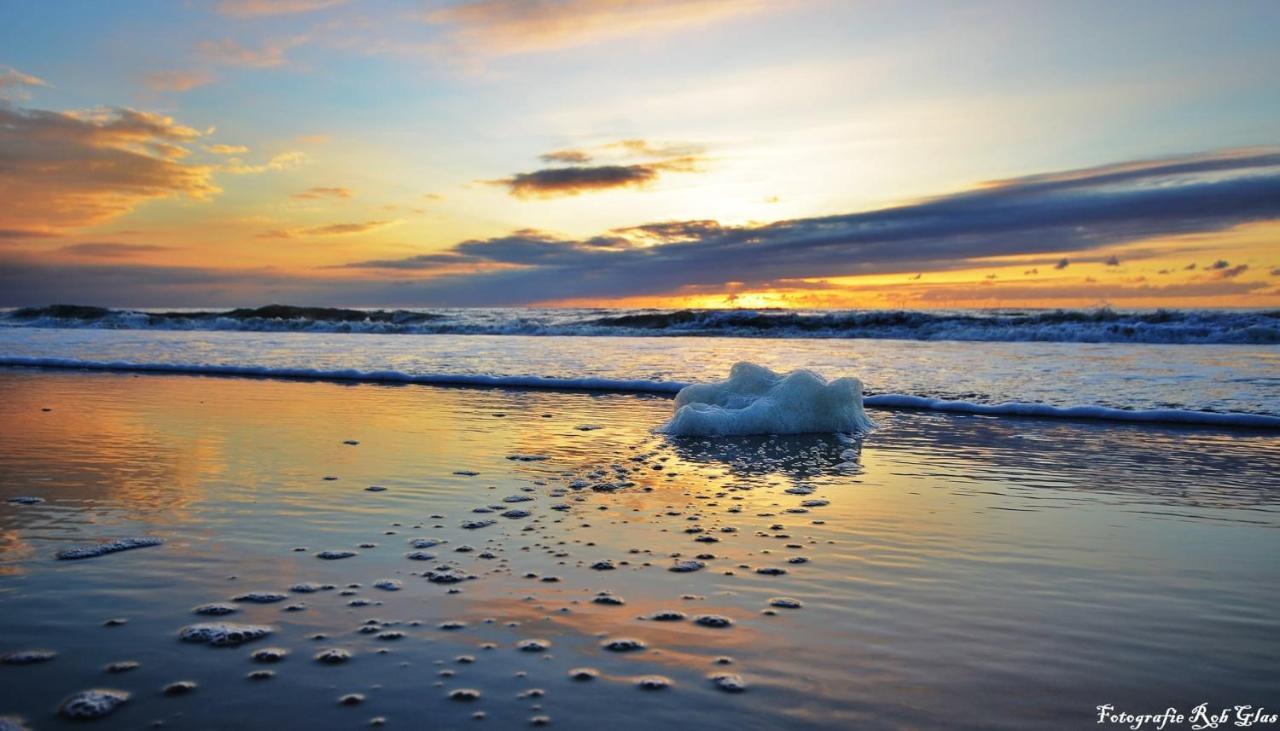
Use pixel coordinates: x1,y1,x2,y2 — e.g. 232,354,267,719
0,67,49,99
540,149,592,164
491,156,701,198
199,37,307,68
206,143,250,155
290,186,353,200
216,0,348,17
258,220,394,238
145,70,214,93
0,102,218,232
337,147,1280,305
1053,257,1070,270
1211,263,1249,279
423,0,769,56
221,150,307,174
58,242,173,258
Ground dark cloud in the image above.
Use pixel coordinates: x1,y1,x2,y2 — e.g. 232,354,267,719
59,242,172,258
1207,259,1230,269
8,147,1280,307
347,147,1280,304
539,149,592,164
489,157,700,198
1212,264,1249,279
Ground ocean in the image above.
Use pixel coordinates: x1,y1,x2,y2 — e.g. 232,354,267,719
1,306,1277,729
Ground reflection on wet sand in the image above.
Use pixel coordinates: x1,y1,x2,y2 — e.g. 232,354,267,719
1,369,1278,730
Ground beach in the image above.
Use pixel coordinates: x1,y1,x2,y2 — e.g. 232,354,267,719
2,360,1278,729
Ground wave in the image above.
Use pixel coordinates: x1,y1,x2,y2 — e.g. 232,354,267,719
3,304,1279,344
3,356,1276,430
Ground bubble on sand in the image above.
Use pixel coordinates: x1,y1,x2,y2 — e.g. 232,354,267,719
251,647,288,663
709,672,747,693
800,499,829,507
1,649,57,665
506,454,548,462
163,680,197,696
315,648,352,664
568,667,598,681
339,693,365,705
503,495,535,503
179,623,272,648
365,486,387,492
601,638,646,653
517,639,550,652
787,556,809,564
449,689,481,701
317,550,358,560
55,537,163,560
669,560,705,573
0,716,30,731
530,715,552,726
373,579,402,591
290,582,335,593
453,470,480,476
501,509,532,519
233,592,288,603
590,560,615,570
461,520,496,530
635,675,671,690
105,660,139,673
424,565,471,584
591,593,625,606
768,597,803,609
439,621,467,631
59,689,129,720
693,614,733,628
7,497,43,505
755,567,787,576
405,550,437,561
193,603,238,616
247,669,274,680
409,538,443,549
648,610,685,622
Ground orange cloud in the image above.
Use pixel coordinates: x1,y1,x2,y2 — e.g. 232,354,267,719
206,143,250,155
0,67,49,99
290,186,353,200
222,150,307,174
216,0,348,17
257,220,394,238
199,37,307,68
0,103,218,232
145,70,214,92
424,0,770,55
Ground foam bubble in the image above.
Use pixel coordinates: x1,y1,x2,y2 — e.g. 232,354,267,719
193,603,239,616
55,537,163,560
178,623,272,647
709,672,747,692
316,550,358,560
659,362,873,436
59,689,129,719
1,649,56,665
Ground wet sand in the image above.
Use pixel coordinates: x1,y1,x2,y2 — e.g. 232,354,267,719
1,369,1278,729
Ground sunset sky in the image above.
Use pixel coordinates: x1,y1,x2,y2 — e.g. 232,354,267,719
1,0,1278,309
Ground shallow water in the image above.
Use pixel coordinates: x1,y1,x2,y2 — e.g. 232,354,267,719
1,328,1277,415
1,370,1277,729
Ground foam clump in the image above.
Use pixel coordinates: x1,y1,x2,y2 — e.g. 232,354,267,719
55,537,162,560
178,623,272,647
658,362,873,436
59,689,129,720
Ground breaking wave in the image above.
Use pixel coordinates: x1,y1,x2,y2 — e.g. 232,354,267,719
2,356,1276,429
3,304,1278,345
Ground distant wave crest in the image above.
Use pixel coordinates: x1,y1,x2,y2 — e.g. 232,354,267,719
3,304,1279,345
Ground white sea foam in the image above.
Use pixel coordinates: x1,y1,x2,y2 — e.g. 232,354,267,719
658,363,874,436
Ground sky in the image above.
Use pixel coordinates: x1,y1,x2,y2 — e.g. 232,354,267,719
1,0,1278,309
